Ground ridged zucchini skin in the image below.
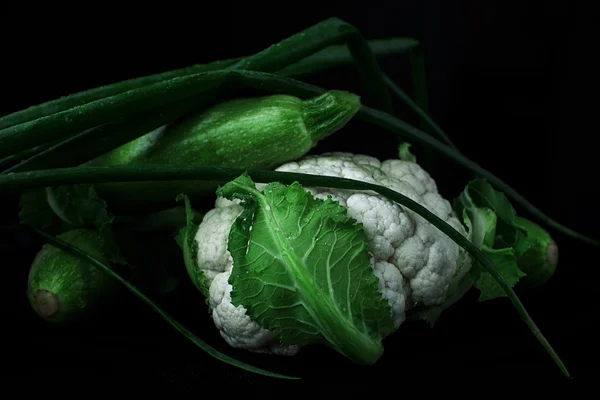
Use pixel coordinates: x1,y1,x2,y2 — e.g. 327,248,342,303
89,91,360,213
26,229,119,323
514,216,559,287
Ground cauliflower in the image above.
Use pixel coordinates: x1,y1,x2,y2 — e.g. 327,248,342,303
193,152,471,356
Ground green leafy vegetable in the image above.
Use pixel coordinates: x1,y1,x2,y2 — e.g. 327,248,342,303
420,180,542,323
44,185,112,229
175,194,208,298
218,172,396,365
398,142,417,162
19,184,125,265
472,247,527,301
454,179,530,301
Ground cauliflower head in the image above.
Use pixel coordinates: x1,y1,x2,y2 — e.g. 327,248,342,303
193,152,471,355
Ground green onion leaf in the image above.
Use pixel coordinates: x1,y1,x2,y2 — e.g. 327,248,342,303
278,38,418,78
227,17,393,113
357,105,599,246
384,73,458,151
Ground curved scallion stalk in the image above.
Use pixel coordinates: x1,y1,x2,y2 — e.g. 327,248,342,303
188,70,598,246
27,226,299,381
278,38,418,78
226,17,393,114
383,73,459,151
356,106,599,246
0,164,572,378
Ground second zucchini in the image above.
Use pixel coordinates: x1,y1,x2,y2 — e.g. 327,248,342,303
89,90,361,212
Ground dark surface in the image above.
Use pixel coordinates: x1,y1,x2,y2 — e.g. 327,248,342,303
2,0,596,394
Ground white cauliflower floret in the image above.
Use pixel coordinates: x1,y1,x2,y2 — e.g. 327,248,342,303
194,152,470,355
372,261,411,327
209,271,301,356
194,205,242,287
279,152,468,306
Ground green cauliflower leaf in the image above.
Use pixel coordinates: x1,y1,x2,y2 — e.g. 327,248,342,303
175,193,209,299
453,179,530,301
218,172,395,365
19,184,125,265
398,142,417,162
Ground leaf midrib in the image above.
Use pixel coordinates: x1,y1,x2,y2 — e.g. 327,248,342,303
251,184,377,355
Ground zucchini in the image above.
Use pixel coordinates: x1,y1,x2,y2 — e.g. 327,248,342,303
514,216,559,287
89,90,360,212
26,229,121,323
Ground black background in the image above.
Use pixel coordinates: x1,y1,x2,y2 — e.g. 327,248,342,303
1,0,597,394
